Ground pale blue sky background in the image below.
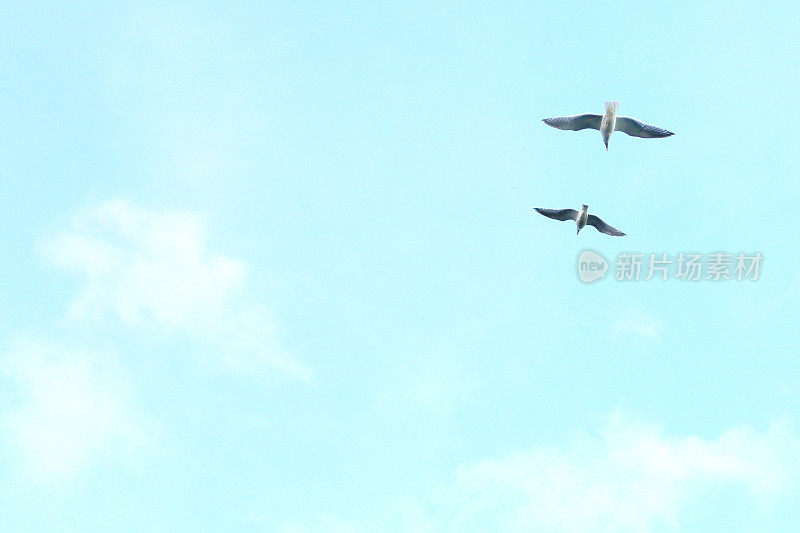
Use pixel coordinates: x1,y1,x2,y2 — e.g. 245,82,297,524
2,1,800,531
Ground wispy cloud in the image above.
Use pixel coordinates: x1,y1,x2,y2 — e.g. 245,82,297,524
277,416,800,532
1,341,147,482
42,199,245,329
426,416,799,532
41,199,307,377
278,515,366,533
611,309,665,342
376,350,474,420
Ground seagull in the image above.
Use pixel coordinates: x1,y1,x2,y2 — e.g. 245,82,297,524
534,204,625,236
543,101,674,150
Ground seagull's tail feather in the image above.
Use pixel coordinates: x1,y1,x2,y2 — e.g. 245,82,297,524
605,100,620,114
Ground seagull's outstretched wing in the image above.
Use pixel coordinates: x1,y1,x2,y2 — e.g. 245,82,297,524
614,117,674,138
586,215,625,236
534,208,579,221
542,114,602,131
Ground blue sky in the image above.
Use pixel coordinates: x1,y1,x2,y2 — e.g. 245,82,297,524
2,1,800,531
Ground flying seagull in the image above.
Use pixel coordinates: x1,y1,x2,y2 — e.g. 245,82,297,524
543,101,673,150
534,204,625,236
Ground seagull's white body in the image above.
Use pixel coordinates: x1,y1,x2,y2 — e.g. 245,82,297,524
600,101,619,150
542,101,674,150
576,204,589,233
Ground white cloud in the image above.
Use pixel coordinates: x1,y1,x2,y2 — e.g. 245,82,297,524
427,416,799,532
41,199,306,377
1,341,146,481
278,515,366,533
42,199,245,329
270,417,800,532
611,309,665,342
